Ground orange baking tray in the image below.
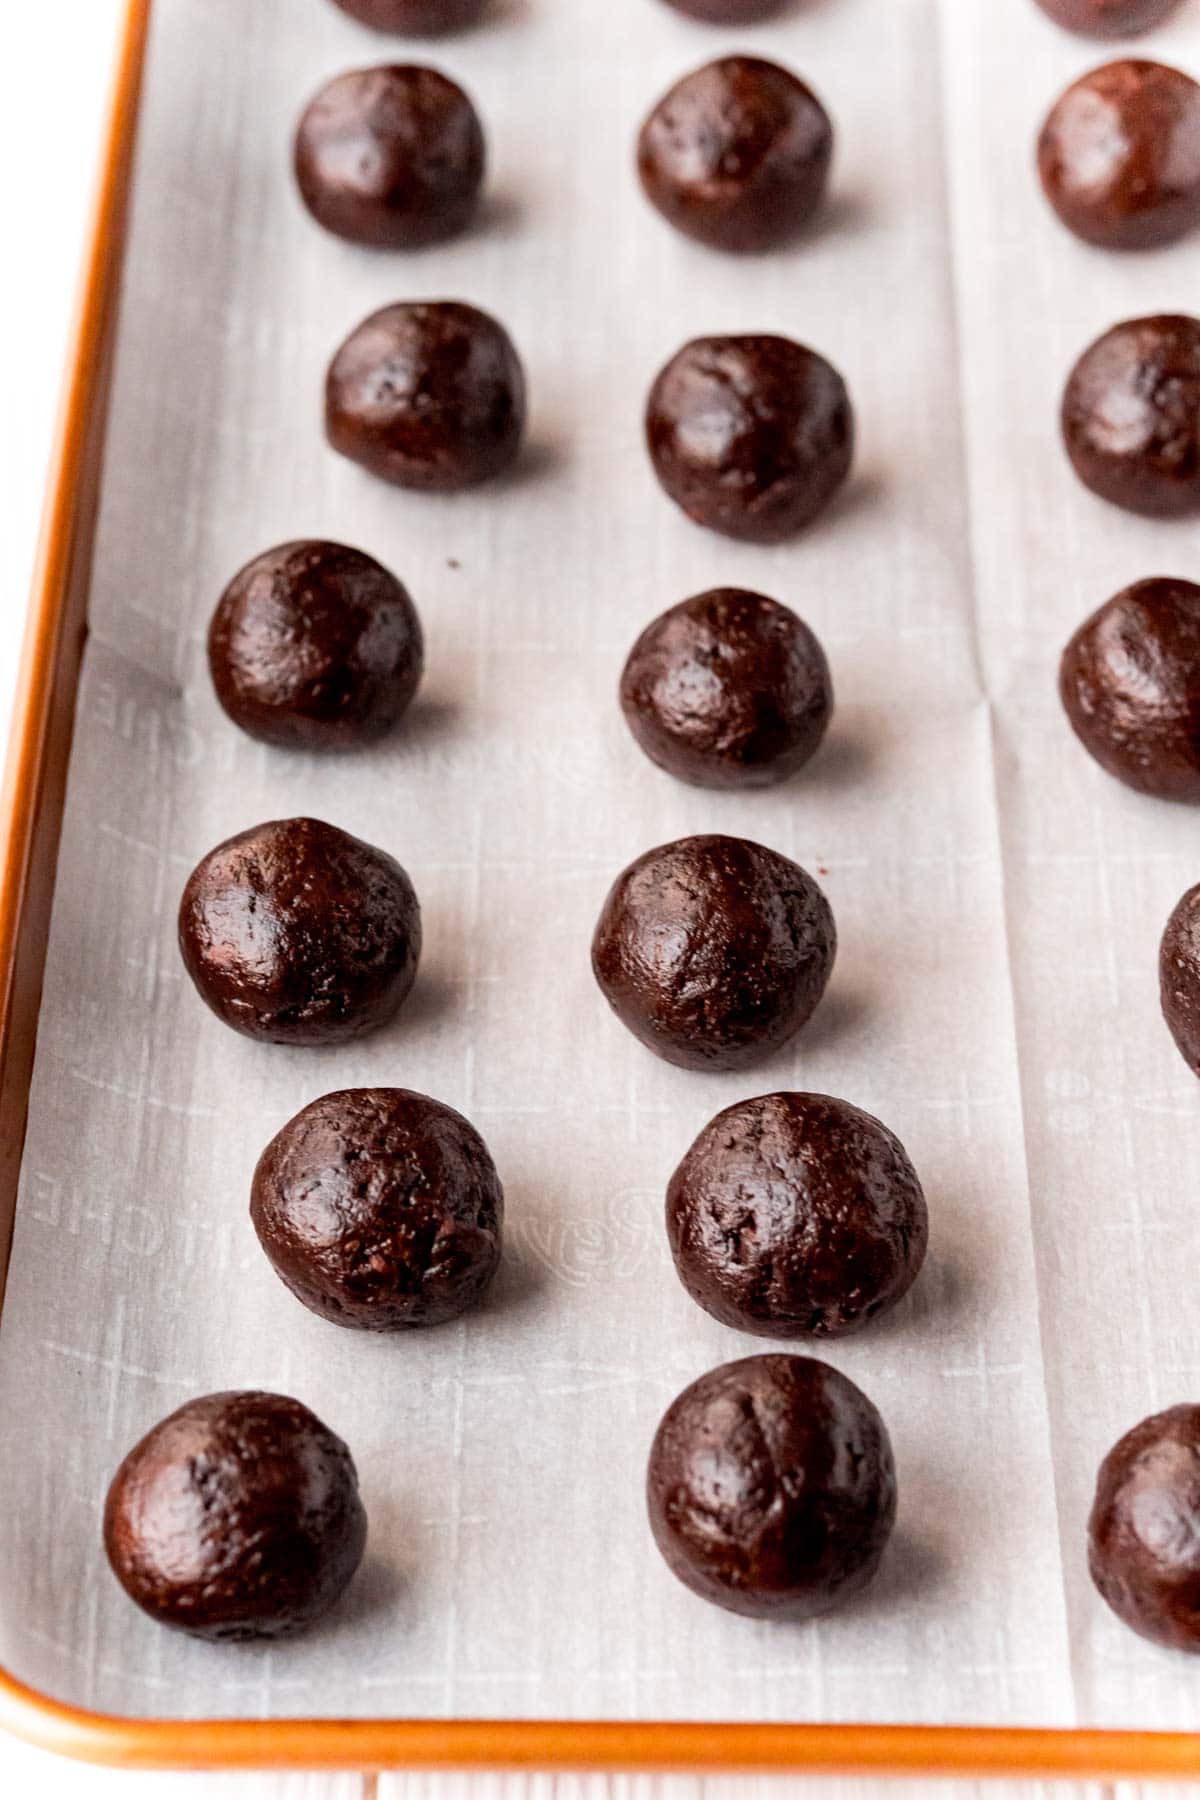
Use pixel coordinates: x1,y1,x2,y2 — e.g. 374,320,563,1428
0,0,1198,1779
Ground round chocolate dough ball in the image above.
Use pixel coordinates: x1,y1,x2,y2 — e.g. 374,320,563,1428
331,0,487,32
1038,61,1200,250
1060,577,1200,800
208,540,423,750
1089,1404,1200,1650
660,0,788,18
326,300,525,490
638,57,833,253
591,834,835,1072
646,334,853,542
619,588,832,789
647,1354,896,1619
295,65,484,249
667,1093,928,1338
179,817,421,1045
1160,882,1200,1074
103,1391,366,1640
1061,315,1200,515
1031,0,1184,33
252,1088,503,1329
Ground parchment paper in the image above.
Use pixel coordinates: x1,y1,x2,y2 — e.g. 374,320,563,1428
3,0,1199,1729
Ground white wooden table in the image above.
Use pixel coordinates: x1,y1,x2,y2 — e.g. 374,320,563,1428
0,5,1184,1797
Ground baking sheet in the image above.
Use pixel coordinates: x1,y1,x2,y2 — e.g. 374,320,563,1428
2,0,1199,1730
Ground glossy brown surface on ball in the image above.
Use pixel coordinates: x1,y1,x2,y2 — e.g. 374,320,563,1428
646,335,853,541
103,1391,366,1640
332,0,487,32
1089,1404,1200,1650
1038,61,1200,249
638,56,832,253
326,301,525,490
667,1093,928,1338
252,1088,503,1329
646,1354,896,1619
591,835,835,1071
1160,882,1200,1074
1062,315,1200,515
1060,577,1200,799
661,0,788,18
208,540,423,750
178,817,421,1045
1032,0,1183,33
295,66,484,248
620,588,831,789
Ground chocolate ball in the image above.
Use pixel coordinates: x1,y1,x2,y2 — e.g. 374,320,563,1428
646,1354,896,1619
331,0,487,32
1160,882,1200,1074
1060,577,1200,800
208,540,423,751
619,587,832,789
1031,0,1184,33
1038,61,1200,250
1089,1404,1200,1650
637,56,833,253
591,834,836,1072
1062,315,1200,515
326,300,525,490
646,334,853,541
667,1093,928,1338
103,1391,366,1640
294,65,485,249
252,1088,503,1329
660,0,787,18
179,817,421,1045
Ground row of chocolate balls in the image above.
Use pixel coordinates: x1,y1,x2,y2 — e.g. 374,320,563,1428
102,1350,898,1640
1027,0,1200,1676
321,296,1200,540
1034,0,1200,1675
1019,0,1200,1675
300,36,1200,261
98,1369,1200,1654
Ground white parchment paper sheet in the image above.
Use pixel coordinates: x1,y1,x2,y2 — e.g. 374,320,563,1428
1,0,1198,1731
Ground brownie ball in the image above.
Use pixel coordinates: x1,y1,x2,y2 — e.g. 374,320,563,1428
619,587,832,789
326,300,525,490
1038,61,1200,250
638,57,833,253
1160,882,1200,1074
208,540,423,751
646,334,853,541
1062,316,1200,516
1060,577,1200,800
295,65,485,249
252,1088,503,1329
103,1391,367,1640
331,0,487,31
660,0,787,18
1089,1404,1200,1650
179,817,421,1045
1031,0,1184,33
667,1093,928,1338
647,1354,896,1619
591,835,835,1072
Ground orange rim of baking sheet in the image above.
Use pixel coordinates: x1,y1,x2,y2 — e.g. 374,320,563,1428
0,0,1198,1777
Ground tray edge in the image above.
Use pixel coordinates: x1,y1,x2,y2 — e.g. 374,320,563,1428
0,0,1195,1776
